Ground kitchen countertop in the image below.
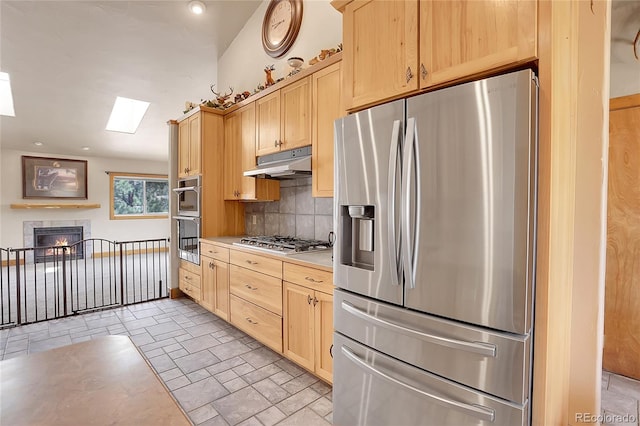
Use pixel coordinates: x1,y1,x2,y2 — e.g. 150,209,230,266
200,236,334,272
0,335,190,426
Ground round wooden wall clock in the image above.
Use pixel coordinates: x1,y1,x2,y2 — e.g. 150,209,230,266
262,0,303,58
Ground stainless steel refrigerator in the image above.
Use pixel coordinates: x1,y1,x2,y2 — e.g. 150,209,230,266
333,69,538,426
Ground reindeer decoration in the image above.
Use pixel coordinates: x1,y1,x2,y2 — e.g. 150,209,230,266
209,84,234,108
264,65,275,87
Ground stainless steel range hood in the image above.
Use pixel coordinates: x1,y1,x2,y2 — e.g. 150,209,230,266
244,146,311,179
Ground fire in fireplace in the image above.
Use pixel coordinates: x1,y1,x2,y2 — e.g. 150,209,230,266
34,226,84,263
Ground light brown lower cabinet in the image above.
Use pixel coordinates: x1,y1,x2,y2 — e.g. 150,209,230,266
200,242,230,321
179,261,201,302
230,294,283,353
201,256,230,321
283,281,333,384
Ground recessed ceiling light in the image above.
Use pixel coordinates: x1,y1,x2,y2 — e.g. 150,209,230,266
0,71,16,117
82,146,90,151
189,1,206,15
33,141,43,146
105,96,150,134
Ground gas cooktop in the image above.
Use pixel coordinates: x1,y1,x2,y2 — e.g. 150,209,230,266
233,235,331,255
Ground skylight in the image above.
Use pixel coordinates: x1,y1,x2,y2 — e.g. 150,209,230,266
0,72,16,117
105,96,150,134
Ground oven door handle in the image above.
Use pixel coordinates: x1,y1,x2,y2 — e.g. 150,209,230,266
172,216,200,223
172,186,201,194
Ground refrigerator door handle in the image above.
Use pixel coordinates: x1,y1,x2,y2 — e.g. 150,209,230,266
340,345,496,423
388,119,402,286
402,117,417,288
341,301,497,357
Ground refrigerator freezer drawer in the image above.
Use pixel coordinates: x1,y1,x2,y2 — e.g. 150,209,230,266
334,289,530,404
333,333,528,426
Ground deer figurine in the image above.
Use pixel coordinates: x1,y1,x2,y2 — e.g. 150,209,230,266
210,84,234,107
264,65,275,87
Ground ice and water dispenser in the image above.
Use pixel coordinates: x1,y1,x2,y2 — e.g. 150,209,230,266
339,205,375,271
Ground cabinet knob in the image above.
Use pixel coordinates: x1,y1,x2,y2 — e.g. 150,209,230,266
313,296,318,307
277,140,283,147
307,294,312,305
406,67,414,83
420,63,428,80
274,139,278,147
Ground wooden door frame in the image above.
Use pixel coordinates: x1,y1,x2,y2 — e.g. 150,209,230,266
533,0,611,424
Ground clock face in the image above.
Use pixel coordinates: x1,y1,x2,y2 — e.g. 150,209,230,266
267,1,292,46
262,0,303,58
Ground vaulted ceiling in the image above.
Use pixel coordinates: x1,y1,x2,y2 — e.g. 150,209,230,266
0,1,260,162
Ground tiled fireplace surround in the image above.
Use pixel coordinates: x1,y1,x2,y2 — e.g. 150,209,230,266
243,178,333,242
23,220,91,263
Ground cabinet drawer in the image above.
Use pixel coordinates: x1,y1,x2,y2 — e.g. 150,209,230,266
179,260,201,275
230,294,282,353
179,279,201,301
179,267,201,289
229,265,282,315
230,250,282,278
283,263,333,294
200,242,229,263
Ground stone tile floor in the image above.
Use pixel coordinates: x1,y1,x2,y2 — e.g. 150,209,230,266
0,297,333,426
602,370,640,426
3,296,639,426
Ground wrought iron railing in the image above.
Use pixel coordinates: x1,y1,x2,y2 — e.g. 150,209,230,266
0,238,170,328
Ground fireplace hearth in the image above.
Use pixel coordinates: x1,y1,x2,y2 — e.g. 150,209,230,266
34,226,84,263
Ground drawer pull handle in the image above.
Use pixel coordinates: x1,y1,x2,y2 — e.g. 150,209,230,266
246,260,258,265
307,295,312,305
245,284,258,291
305,276,323,283
184,276,191,281
245,317,258,325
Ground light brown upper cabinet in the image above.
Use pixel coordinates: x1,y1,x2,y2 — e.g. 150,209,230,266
312,61,343,198
339,0,537,111
420,0,537,88
342,0,419,111
178,113,202,178
223,103,280,201
256,77,312,156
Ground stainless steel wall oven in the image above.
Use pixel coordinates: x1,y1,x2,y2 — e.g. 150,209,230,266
173,176,201,264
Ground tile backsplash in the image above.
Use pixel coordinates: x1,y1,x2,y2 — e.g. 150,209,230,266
244,178,334,242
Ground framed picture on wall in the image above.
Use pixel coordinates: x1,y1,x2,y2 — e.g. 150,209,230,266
22,156,88,199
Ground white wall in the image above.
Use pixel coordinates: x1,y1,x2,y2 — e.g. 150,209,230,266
217,0,342,93
0,148,170,248
610,62,640,98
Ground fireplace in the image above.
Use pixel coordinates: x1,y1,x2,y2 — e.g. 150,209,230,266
34,226,84,263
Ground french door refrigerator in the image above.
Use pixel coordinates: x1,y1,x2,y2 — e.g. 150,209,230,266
333,69,538,426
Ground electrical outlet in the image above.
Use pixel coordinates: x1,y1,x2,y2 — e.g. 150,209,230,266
252,214,257,225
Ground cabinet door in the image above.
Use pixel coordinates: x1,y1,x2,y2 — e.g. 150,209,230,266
343,0,419,111
281,77,311,151
188,114,201,175
178,119,190,178
420,0,537,88
314,290,333,383
239,103,258,199
200,256,215,312
312,62,342,198
213,260,230,321
256,91,281,156
223,111,241,199
283,281,315,371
